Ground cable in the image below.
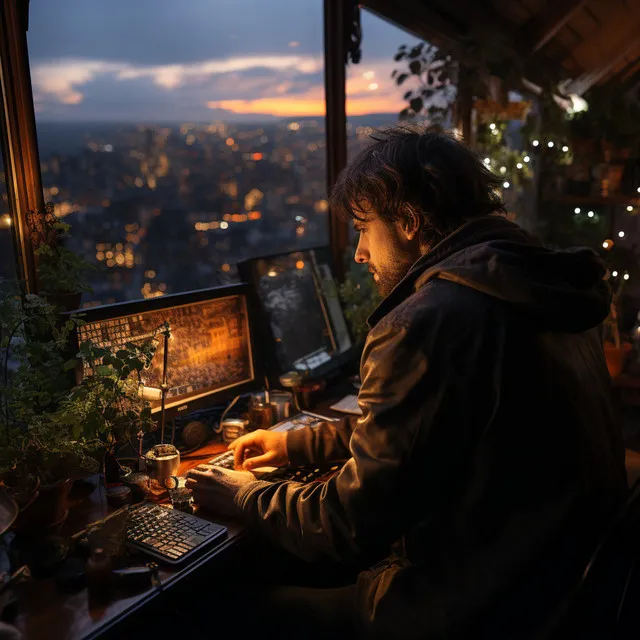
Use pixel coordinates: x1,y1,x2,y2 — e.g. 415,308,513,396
213,394,242,434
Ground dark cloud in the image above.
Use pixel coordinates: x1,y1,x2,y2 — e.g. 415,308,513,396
28,0,324,64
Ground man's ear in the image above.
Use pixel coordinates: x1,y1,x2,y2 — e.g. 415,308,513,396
401,207,422,241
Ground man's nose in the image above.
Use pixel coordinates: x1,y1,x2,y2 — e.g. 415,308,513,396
354,238,368,264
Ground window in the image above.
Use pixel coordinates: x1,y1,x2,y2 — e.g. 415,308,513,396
0,124,18,285
28,0,327,306
346,11,426,161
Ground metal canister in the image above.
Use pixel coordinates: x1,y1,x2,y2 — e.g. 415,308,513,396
143,444,180,484
221,417,249,443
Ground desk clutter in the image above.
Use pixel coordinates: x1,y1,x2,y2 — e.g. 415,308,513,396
0,246,358,635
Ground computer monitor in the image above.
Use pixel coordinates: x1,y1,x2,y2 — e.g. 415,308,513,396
74,284,262,419
238,247,353,382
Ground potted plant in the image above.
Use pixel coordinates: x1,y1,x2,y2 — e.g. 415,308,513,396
27,203,95,311
0,289,160,532
0,289,92,529
339,257,382,351
1,416,101,531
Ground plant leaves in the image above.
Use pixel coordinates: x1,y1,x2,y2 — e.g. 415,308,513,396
409,60,422,75
396,73,408,86
410,97,423,113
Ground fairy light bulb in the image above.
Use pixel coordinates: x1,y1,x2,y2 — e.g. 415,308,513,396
574,208,581,214
618,231,625,238
624,273,630,281
503,181,510,189
532,140,539,147
612,271,618,277
547,141,554,148
489,123,496,130
516,163,523,169
523,156,530,162
587,211,594,218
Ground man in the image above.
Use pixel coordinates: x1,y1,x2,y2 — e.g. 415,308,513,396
186,127,627,638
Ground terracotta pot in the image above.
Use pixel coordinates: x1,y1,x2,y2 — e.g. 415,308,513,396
604,343,632,378
13,477,72,533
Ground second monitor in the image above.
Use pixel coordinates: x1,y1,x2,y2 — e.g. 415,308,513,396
239,246,352,382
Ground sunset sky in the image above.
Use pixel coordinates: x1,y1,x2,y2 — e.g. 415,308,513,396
27,0,422,122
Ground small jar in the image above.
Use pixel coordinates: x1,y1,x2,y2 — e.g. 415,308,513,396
248,398,274,431
221,417,249,443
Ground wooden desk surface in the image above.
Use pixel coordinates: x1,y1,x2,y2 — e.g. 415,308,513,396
11,392,355,640
12,440,245,640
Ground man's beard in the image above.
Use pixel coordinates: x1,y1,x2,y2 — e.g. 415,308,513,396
369,263,410,297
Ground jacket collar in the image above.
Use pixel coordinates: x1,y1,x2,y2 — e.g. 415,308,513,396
367,216,534,328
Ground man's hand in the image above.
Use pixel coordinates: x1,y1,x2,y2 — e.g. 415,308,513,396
184,464,255,516
228,429,288,471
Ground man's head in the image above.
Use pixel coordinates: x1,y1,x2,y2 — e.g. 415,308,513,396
330,126,506,296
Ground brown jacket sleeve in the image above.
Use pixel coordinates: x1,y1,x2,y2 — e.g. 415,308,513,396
285,419,353,467
234,318,435,565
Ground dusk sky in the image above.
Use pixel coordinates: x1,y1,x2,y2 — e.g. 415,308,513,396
27,0,422,122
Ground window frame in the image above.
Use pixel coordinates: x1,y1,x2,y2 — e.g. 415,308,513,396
0,0,43,293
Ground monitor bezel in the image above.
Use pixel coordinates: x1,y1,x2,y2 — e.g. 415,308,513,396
237,246,354,385
67,283,263,421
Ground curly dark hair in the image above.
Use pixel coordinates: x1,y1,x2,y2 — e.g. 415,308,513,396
330,125,506,246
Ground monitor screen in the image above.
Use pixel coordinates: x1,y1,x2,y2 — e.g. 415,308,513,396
241,247,352,377
76,285,259,416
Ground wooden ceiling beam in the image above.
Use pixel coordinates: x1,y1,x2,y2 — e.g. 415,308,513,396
564,34,640,94
519,0,588,54
361,0,464,49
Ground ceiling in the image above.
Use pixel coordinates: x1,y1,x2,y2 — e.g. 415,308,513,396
363,0,640,95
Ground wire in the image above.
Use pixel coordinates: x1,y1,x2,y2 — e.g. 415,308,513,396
214,394,242,434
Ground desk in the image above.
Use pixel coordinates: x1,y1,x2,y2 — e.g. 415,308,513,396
11,441,248,640
11,401,354,640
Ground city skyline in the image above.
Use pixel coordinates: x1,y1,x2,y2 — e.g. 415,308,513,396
28,1,422,121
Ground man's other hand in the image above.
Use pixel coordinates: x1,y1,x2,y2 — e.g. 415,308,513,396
184,465,255,516
228,429,288,471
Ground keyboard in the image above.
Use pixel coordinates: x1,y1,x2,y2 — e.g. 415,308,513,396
330,394,362,416
127,502,227,564
207,413,344,483
207,413,324,469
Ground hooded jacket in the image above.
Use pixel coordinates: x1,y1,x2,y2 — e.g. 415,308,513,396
235,216,627,638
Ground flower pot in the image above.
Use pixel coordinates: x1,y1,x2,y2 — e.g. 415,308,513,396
604,343,632,378
13,477,72,533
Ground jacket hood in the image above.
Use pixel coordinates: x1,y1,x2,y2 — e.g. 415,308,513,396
368,216,611,333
